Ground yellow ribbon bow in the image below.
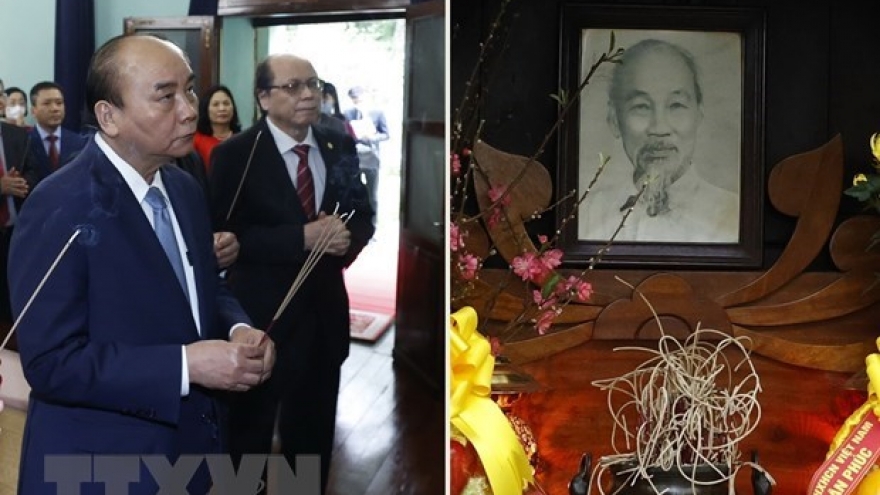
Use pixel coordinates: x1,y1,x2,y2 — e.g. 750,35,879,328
826,337,880,455
450,306,534,494
870,133,880,167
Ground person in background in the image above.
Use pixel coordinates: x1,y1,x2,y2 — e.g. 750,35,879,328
175,150,240,270
9,34,274,495
210,53,375,494
316,81,349,136
27,81,89,181
0,78,6,119
4,87,29,127
344,86,388,228
193,84,241,173
0,76,37,350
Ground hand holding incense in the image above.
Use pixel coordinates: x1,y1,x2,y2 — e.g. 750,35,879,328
258,210,356,344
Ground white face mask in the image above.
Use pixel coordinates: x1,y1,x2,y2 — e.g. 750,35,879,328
5,105,24,120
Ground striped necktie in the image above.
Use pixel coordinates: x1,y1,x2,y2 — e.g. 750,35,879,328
293,144,316,219
47,134,59,170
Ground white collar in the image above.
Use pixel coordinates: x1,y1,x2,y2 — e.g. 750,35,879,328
265,117,319,155
95,133,170,204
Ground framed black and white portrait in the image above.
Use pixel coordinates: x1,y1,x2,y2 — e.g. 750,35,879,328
556,5,766,268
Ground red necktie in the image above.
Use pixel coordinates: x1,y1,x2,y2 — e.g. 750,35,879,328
0,152,9,226
47,134,59,170
293,144,315,219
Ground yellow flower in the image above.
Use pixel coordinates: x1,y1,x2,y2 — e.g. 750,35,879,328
871,133,880,164
854,173,868,186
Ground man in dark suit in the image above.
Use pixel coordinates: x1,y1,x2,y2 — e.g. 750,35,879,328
175,151,240,270
9,34,275,495
0,115,36,335
210,54,375,493
27,81,89,180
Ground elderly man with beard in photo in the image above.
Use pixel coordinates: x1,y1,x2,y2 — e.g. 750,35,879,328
578,38,739,244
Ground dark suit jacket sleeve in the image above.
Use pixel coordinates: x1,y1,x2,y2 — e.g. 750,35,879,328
1,123,39,205
9,184,185,425
328,132,375,267
19,140,40,194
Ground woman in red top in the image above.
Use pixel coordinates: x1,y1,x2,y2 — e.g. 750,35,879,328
193,84,241,173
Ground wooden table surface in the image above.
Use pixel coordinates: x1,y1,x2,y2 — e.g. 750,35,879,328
511,340,858,495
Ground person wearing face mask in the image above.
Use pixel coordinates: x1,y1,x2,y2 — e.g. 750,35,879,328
315,80,349,136
4,87,29,128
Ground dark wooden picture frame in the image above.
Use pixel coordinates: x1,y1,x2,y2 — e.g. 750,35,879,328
556,4,765,268
124,16,220,100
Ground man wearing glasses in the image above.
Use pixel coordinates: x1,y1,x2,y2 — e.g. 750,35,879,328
209,54,375,494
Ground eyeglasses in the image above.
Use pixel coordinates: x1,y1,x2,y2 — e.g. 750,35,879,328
267,78,324,96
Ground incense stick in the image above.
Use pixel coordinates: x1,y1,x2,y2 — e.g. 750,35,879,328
259,210,355,342
225,130,263,223
275,211,356,321
0,228,82,353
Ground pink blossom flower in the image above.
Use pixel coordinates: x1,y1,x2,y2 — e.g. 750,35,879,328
574,279,593,301
555,276,593,302
556,275,593,301
489,337,503,357
459,253,479,280
451,152,461,176
541,249,563,270
450,223,461,252
488,184,511,206
512,252,541,281
487,208,504,230
534,309,556,335
532,289,544,305
484,184,512,230
537,234,548,245
533,291,559,311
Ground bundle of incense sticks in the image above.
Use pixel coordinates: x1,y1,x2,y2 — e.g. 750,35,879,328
259,207,356,344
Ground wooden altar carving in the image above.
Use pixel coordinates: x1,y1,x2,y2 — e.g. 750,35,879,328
457,135,880,372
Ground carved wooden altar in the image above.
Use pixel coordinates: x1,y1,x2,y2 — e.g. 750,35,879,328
456,135,880,373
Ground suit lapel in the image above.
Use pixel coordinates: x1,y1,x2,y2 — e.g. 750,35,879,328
257,120,311,221
60,132,81,164
164,169,207,333
313,127,340,214
89,151,199,337
28,129,49,160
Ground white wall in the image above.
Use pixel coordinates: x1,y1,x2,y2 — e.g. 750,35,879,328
220,17,258,128
0,0,189,105
94,0,189,46
0,0,56,96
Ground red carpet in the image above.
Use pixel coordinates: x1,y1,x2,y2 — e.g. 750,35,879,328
345,236,398,342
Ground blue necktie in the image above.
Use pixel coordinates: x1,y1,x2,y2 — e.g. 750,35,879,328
145,187,189,300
